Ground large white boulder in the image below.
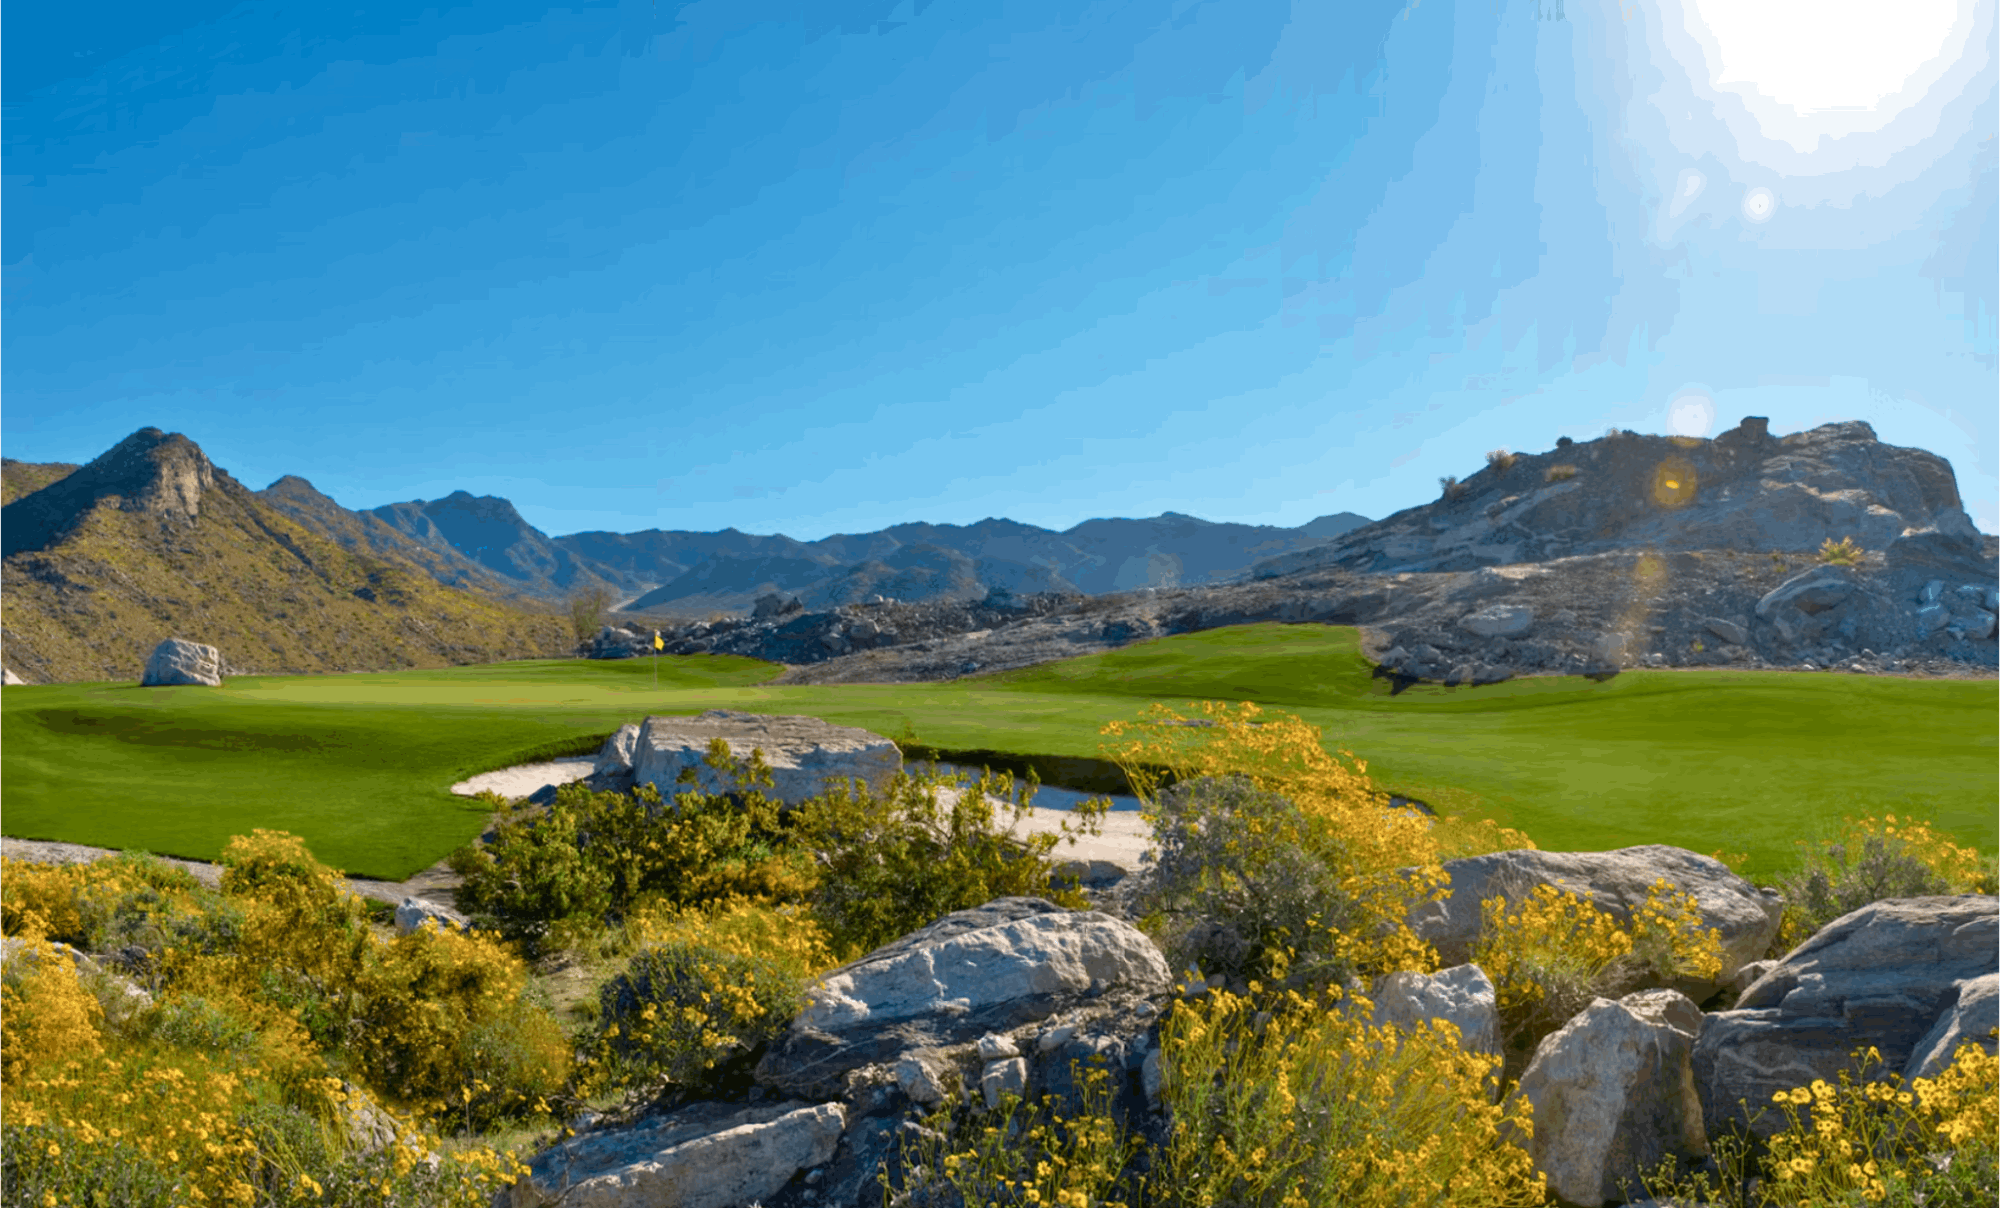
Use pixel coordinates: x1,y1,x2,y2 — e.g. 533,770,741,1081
630,710,902,805
142,638,223,687
1392,846,1784,1000
756,897,1172,1100
1503,989,1709,1207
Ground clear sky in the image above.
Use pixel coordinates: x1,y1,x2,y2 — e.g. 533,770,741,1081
5,0,1994,540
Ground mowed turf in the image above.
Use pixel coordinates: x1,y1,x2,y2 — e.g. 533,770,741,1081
3,625,1994,884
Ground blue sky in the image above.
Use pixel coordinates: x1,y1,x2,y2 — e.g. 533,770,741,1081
5,0,1995,540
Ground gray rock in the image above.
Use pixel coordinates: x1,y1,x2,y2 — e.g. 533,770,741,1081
755,897,1171,1100
1393,846,1782,999
1905,971,1999,1083
1701,617,1747,646
1921,579,1947,605
630,710,902,807
142,638,224,687
393,896,470,938
595,723,642,776
1692,895,1998,1141
502,1100,845,1208
1754,565,1857,644
1504,990,1708,1208
981,1056,1029,1108
894,1053,949,1107
1918,603,1952,633
1460,604,1535,638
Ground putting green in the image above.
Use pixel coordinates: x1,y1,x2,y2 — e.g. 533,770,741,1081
2,626,1992,885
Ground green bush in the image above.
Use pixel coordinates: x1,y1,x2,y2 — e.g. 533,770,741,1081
788,762,1101,962
448,740,817,954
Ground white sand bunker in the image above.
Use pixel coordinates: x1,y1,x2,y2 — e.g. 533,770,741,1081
450,757,596,800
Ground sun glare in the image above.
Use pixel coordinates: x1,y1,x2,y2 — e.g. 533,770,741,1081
1687,0,1962,115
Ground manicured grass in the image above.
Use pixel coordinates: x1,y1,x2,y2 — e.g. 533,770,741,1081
3,626,1994,883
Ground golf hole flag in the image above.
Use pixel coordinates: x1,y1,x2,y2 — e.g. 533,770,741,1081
654,631,664,651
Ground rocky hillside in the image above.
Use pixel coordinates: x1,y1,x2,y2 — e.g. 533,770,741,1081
1,429,572,684
609,418,1998,688
0,459,83,505
1242,417,1979,578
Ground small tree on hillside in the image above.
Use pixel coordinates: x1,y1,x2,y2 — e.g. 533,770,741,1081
568,586,614,643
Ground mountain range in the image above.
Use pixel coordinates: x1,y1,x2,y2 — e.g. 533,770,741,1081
0,427,1371,682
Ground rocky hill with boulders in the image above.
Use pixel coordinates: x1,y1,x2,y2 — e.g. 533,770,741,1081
596,419,1996,686
0,429,572,684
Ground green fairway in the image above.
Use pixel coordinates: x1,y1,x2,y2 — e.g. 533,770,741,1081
3,626,1994,884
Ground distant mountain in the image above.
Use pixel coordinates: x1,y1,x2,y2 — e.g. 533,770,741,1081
1,429,570,684
365,490,626,602
257,475,548,606
339,496,1372,617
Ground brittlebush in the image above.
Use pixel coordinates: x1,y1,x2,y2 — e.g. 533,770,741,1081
1472,881,1725,1079
1099,700,1534,981
1770,813,1998,956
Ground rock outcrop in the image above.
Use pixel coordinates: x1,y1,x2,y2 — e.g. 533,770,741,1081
490,882,1995,1208
141,638,225,687
754,897,1173,1102
630,710,904,806
1692,895,1999,1141
1258,419,1978,577
1393,846,1786,1001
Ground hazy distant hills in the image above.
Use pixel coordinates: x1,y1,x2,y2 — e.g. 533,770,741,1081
0,426,1373,680
289,483,1371,617
0,431,571,684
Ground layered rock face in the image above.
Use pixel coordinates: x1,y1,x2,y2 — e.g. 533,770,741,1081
1263,419,1977,576
627,710,904,805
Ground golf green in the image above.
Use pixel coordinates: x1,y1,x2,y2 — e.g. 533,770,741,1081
2,624,1993,884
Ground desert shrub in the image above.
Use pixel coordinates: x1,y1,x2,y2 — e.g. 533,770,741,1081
789,763,1099,963
350,922,571,1130
1153,979,1547,1207
1626,1038,1998,1207
1471,880,1724,1084
622,894,839,986
1100,701,1530,980
1555,436,1573,448
890,1057,1144,1208
449,741,818,953
0,849,540,1205
1136,773,1369,990
1817,535,1864,565
1767,813,1992,957
1486,448,1518,473
1440,474,1469,501
1544,463,1578,483
586,938,811,1099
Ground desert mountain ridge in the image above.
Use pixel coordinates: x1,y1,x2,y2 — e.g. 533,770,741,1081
3,416,1993,684
0,430,573,685
9,436,1376,618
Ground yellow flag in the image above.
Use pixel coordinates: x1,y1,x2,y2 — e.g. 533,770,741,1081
654,631,664,651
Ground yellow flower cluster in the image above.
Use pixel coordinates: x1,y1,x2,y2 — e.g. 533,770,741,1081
1099,700,1538,978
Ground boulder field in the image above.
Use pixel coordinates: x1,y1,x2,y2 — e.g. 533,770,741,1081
488,713,1999,1208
